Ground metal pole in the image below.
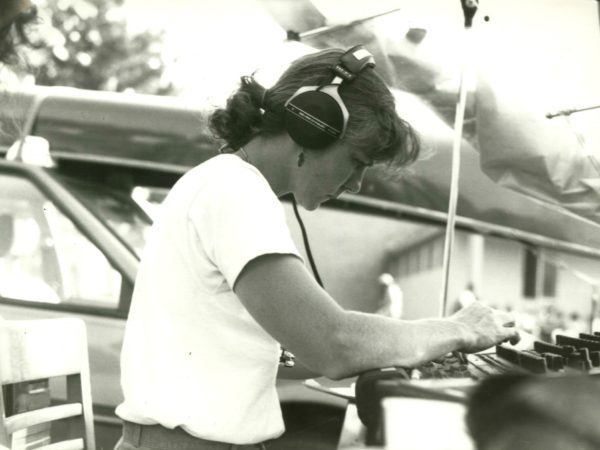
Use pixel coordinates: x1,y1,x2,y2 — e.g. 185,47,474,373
439,0,479,317
546,104,600,119
293,8,403,41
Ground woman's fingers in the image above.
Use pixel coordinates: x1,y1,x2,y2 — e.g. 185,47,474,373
494,310,516,327
501,328,521,345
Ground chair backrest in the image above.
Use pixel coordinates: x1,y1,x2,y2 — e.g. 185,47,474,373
0,318,95,450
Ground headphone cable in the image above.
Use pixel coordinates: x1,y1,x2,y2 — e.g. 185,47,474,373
291,196,324,288
278,197,325,369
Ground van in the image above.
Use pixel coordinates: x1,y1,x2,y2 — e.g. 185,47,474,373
1,86,599,448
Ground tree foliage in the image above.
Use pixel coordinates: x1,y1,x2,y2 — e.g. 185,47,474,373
25,0,176,95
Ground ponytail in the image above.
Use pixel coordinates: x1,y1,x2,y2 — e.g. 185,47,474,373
209,75,271,151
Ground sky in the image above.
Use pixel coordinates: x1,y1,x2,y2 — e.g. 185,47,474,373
122,0,305,106
120,0,600,152
119,0,473,105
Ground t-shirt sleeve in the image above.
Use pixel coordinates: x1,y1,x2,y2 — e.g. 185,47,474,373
187,165,302,288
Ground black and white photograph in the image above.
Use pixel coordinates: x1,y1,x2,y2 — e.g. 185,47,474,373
1,1,600,449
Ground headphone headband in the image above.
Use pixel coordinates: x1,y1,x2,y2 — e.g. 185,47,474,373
332,45,376,82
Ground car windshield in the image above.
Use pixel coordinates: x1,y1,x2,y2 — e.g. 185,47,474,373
58,176,153,259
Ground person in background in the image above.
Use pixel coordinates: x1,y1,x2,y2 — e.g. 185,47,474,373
115,46,520,450
537,303,564,342
450,281,478,314
375,272,403,319
591,286,600,332
558,311,588,338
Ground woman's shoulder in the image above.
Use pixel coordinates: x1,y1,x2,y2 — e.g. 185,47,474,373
187,154,270,194
199,153,254,173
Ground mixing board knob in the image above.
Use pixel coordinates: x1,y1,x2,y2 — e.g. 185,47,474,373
566,351,592,371
556,334,600,352
589,351,600,367
519,351,548,374
580,333,600,343
495,345,521,365
533,340,575,357
541,352,564,371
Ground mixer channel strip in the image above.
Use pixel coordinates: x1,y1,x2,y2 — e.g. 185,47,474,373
467,332,600,377
467,352,524,377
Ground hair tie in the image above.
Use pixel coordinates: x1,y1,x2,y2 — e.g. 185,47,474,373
240,75,268,110
260,88,269,110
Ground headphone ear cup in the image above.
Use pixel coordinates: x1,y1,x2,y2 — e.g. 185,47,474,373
284,90,345,150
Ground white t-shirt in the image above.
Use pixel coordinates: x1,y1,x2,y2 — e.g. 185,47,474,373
116,154,302,444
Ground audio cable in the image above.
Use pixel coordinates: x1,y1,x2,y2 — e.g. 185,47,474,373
291,196,324,288
278,197,325,368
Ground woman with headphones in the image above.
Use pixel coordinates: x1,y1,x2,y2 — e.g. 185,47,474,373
115,46,519,450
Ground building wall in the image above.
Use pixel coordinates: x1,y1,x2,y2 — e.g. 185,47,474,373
389,228,600,333
398,267,444,319
553,252,600,321
281,202,600,326
479,236,524,310
282,203,444,313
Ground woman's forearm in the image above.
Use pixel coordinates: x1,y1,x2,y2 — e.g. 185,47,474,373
327,312,466,379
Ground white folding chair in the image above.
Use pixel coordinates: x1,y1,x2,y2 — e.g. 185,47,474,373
0,318,95,450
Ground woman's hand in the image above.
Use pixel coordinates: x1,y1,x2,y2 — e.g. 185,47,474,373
449,302,520,353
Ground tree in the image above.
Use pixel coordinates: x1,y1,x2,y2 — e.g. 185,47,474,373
23,0,176,95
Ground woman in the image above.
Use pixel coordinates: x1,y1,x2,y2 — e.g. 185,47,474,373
115,47,519,449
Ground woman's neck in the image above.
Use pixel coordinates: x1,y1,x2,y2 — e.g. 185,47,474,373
242,135,296,197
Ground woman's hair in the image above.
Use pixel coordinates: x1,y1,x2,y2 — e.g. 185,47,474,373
209,48,420,168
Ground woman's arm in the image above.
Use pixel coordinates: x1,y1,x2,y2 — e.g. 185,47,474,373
234,253,518,380
277,358,321,380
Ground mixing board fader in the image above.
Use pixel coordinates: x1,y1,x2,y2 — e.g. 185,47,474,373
468,332,600,378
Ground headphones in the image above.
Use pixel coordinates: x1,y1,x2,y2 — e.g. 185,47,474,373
283,45,376,150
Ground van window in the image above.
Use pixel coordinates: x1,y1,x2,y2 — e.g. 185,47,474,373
0,173,122,308
57,177,153,259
